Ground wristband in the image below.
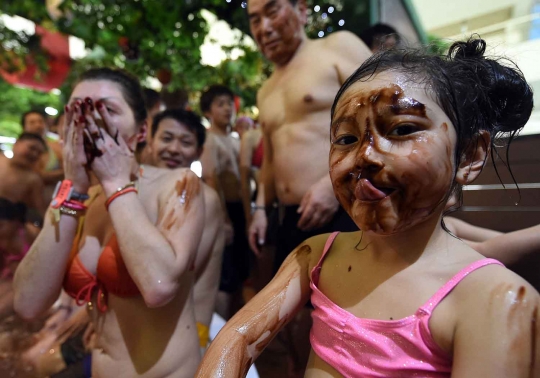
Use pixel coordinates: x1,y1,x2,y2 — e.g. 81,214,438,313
51,180,89,209
105,187,138,211
251,203,265,213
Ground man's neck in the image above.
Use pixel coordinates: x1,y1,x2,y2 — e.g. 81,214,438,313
274,35,309,70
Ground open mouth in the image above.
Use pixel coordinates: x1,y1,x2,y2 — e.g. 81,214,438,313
355,178,396,202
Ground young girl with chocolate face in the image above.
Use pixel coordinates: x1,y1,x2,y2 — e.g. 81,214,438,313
197,38,539,377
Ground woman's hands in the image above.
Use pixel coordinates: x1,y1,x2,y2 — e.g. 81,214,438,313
82,98,134,196
62,101,91,193
63,98,136,197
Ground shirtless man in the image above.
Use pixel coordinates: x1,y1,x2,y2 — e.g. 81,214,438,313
247,0,371,270
147,108,225,350
21,110,64,203
199,85,250,318
246,0,370,373
0,133,46,218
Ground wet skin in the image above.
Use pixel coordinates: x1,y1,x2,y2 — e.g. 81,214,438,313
330,71,456,234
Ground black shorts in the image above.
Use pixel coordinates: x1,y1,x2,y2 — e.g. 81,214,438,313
219,202,251,293
273,205,358,274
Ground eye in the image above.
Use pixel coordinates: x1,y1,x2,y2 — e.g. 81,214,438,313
388,124,420,137
161,136,172,142
333,135,358,145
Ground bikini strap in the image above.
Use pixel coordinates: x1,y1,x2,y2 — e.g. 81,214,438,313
311,232,340,283
420,258,504,315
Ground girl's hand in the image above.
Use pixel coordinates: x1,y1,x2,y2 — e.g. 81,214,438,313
84,99,133,196
62,101,91,193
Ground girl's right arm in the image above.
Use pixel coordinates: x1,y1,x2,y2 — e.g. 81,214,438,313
14,103,89,320
196,242,315,378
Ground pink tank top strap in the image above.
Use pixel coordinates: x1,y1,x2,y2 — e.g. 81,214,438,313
311,232,340,282
419,258,504,315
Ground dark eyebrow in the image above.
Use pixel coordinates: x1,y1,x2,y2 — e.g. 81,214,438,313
331,116,358,137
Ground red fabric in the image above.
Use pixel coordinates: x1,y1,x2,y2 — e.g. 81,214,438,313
0,25,71,91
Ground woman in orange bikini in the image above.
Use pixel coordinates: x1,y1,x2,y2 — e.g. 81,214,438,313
13,68,205,378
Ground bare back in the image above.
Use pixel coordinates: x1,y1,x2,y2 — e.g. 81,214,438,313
201,131,241,202
258,33,371,204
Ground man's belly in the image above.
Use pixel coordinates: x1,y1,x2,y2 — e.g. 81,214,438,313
273,144,330,205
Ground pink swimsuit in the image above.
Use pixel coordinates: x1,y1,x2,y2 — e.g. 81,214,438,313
310,232,503,377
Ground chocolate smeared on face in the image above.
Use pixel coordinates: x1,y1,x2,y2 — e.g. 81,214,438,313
329,73,456,234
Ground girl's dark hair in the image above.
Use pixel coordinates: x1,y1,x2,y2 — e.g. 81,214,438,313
75,68,147,126
331,36,534,213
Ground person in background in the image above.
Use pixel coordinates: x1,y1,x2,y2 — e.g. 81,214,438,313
0,133,46,218
50,112,65,135
235,116,254,139
138,88,163,164
445,216,540,266
21,110,64,203
359,23,401,53
239,119,262,227
147,108,225,352
199,84,250,319
246,0,371,372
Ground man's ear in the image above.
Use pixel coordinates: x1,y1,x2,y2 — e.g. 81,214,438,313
296,0,308,25
137,123,148,144
196,146,204,160
455,131,490,185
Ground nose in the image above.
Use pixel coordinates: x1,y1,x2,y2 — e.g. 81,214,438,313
261,17,272,35
355,131,384,174
166,140,182,155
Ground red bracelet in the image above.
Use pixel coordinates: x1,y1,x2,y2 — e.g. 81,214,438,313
63,200,87,211
105,187,138,211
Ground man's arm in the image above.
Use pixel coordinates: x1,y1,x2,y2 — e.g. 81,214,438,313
239,131,257,224
327,31,372,84
248,120,275,254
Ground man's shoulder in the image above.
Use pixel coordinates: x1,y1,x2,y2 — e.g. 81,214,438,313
322,30,364,49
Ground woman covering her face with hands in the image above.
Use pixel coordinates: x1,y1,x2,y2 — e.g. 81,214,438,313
13,68,206,378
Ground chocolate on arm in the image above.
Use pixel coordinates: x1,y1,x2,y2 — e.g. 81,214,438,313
196,243,314,377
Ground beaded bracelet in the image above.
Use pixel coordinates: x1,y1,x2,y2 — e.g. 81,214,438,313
105,187,138,211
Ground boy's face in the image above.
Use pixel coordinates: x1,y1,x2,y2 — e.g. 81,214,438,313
24,113,47,136
206,95,235,129
12,139,46,167
150,118,201,169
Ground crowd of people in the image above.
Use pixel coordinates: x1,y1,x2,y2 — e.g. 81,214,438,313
0,0,539,377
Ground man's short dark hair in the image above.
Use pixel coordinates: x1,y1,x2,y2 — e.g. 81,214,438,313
200,85,234,114
359,23,401,50
21,110,46,129
143,88,161,111
16,132,47,149
152,109,206,148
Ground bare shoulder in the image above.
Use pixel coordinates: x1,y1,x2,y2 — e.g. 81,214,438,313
152,167,202,199
293,233,333,273
323,31,369,52
454,262,539,317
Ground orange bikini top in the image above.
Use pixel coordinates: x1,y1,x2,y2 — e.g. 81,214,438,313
63,193,140,312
